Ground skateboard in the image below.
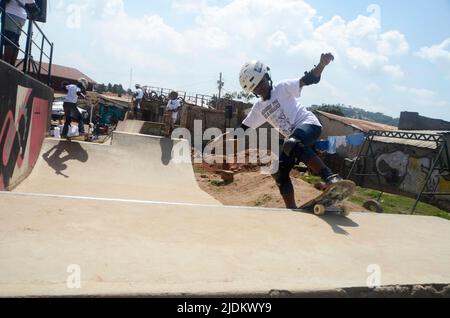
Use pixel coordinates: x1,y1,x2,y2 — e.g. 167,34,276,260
299,180,356,216
64,133,91,142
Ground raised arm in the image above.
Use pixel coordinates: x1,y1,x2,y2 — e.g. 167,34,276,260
300,53,334,88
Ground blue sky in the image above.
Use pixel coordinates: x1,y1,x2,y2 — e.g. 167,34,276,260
34,0,450,120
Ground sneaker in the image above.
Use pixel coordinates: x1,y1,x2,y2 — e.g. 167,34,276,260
325,174,344,188
314,181,327,191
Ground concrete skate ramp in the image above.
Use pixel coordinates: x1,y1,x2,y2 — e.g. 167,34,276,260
1,193,450,297
14,131,219,205
116,120,145,134
2,129,450,297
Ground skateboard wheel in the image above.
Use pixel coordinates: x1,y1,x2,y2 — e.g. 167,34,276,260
336,203,350,216
314,204,326,216
341,205,351,217
363,199,383,213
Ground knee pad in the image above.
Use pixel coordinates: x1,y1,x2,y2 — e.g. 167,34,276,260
283,137,305,160
272,171,294,195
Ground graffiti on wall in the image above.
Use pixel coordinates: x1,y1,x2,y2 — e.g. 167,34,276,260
375,149,450,196
0,85,49,190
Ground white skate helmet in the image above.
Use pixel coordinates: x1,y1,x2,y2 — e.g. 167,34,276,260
78,77,88,90
239,60,270,93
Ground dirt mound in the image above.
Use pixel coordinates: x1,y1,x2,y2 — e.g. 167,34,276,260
195,167,364,211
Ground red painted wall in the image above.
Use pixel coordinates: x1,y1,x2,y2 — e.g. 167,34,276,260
0,60,53,191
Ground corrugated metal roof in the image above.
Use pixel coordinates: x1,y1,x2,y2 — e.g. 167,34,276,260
316,111,398,133
372,136,438,149
22,61,96,83
316,111,450,149
372,130,450,150
393,130,450,135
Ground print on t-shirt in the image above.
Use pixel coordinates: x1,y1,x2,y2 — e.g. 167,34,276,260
261,99,293,137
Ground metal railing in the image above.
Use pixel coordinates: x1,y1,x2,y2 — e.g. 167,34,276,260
0,3,53,85
143,85,215,108
347,130,450,213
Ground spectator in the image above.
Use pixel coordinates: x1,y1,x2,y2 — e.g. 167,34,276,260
132,84,143,117
165,91,181,136
61,78,88,138
1,0,40,65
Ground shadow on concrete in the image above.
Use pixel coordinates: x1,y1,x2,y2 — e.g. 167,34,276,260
159,138,174,166
319,214,359,235
295,210,359,235
42,141,89,178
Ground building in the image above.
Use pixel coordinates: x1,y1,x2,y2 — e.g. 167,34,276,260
27,62,96,92
316,110,398,137
314,111,450,211
399,112,450,131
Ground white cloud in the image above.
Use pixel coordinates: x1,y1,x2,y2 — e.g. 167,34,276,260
314,16,351,48
102,0,125,18
383,65,404,79
320,80,344,99
185,27,230,49
346,47,388,69
416,38,450,63
46,0,444,121
68,0,411,81
286,12,408,73
195,0,317,42
394,85,435,99
171,0,207,13
415,99,449,108
346,15,381,41
365,83,380,92
377,31,409,56
287,39,335,59
267,31,290,49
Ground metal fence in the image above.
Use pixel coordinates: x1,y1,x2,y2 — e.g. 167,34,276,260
0,3,53,85
143,85,215,108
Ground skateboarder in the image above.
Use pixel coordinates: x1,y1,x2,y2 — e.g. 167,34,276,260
132,84,144,117
235,54,344,209
61,78,88,138
165,91,181,136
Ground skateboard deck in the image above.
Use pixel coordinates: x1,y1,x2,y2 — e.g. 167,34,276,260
64,133,91,142
299,180,356,216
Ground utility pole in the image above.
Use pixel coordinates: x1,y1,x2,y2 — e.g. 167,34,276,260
129,67,133,90
129,67,133,102
217,72,224,109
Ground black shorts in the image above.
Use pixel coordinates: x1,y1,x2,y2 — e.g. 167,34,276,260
3,14,25,47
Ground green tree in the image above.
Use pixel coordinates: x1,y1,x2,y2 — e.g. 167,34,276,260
95,83,106,93
239,91,254,103
223,92,236,100
311,104,345,116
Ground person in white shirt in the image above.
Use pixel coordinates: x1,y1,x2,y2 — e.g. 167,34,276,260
2,0,40,65
61,78,88,138
236,54,343,209
165,91,181,134
132,84,144,116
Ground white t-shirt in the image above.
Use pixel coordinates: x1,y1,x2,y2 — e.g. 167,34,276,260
64,84,81,103
242,79,321,138
167,99,180,121
166,99,180,111
135,88,144,100
6,0,35,20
